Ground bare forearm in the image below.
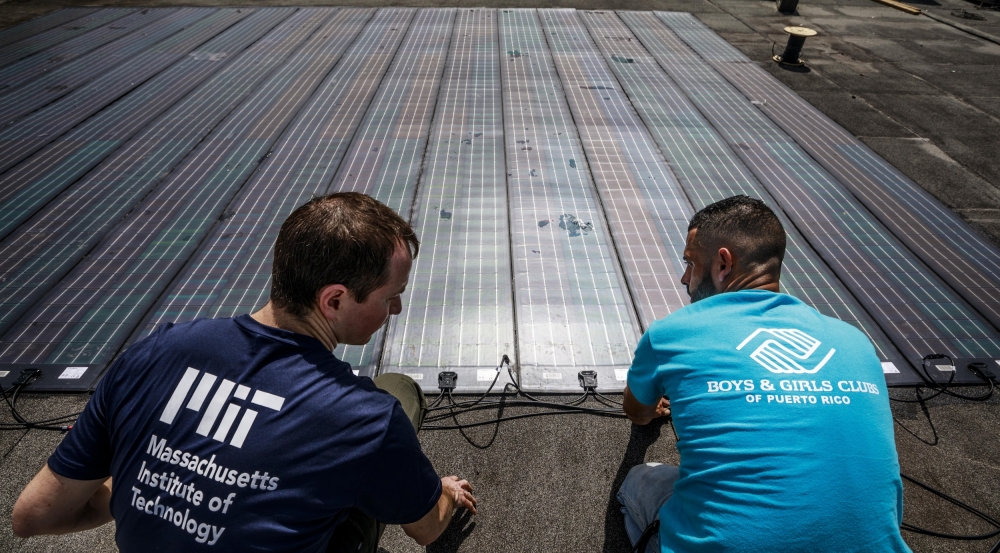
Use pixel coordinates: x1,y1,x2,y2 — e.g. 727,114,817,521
13,467,112,538
402,491,454,546
623,387,657,425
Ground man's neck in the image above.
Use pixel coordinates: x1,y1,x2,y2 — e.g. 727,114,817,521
722,272,780,294
251,302,338,351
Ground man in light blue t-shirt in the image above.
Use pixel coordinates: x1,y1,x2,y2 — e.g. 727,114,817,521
620,196,911,553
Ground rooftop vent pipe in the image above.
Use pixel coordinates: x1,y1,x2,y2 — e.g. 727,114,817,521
773,26,817,66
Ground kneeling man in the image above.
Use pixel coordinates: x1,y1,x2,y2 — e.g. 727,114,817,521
13,193,476,552
620,195,910,552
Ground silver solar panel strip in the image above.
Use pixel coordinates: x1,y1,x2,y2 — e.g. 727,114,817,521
381,8,517,392
0,9,101,50
539,9,693,330
0,8,370,369
0,9,175,93
656,12,1000,334
622,11,1000,371
0,9,288,336
328,8,454,371
0,8,226,174
0,8,136,69
578,12,910,381
134,8,417,378
500,9,641,392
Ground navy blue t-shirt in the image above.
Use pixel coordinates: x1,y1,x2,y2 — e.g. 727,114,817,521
49,315,441,552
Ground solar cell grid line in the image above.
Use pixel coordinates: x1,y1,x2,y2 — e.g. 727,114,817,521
578,12,911,383
0,8,291,339
0,8,226,175
380,8,516,392
0,9,176,93
655,13,1000,335
0,7,373,391
538,8,693,330
0,8,276,244
0,9,100,50
132,7,418,379
0,8,216,130
323,8,454,371
623,11,1000,383
0,8,137,69
499,9,641,392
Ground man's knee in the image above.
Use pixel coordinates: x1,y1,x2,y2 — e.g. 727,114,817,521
373,373,426,430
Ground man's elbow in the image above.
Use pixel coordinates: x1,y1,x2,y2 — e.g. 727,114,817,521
11,502,41,538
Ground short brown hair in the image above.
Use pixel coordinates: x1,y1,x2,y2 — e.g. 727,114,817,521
688,195,786,273
270,193,419,316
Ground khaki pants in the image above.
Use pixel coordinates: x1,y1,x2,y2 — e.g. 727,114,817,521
326,373,427,553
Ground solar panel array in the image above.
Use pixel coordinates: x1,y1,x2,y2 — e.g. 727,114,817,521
0,8,997,392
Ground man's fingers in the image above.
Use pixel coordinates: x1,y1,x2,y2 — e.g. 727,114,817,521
459,479,473,493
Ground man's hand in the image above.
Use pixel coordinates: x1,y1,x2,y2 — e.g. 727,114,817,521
401,476,477,546
441,476,477,515
12,464,112,538
623,386,671,425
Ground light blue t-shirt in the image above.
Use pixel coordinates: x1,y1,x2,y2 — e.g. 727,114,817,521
628,290,910,553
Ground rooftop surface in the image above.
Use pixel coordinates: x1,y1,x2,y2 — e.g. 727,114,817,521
1,0,999,551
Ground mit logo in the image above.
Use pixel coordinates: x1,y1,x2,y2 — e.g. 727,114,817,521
159,368,284,448
736,328,836,374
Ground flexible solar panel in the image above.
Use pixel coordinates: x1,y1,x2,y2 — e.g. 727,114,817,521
0,8,99,50
0,8,289,338
539,9,692,330
0,8,262,244
500,9,641,392
326,7,454,371
576,11,912,384
380,8,517,392
654,12,1000,334
0,8,174,92
0,8,228,175
620,11,1000,383
132,7,417,379
2,8,997,393
0,8,136,69
0,8,372,391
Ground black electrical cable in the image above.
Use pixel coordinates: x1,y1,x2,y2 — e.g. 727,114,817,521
899,472,1000,541
0,378,79,431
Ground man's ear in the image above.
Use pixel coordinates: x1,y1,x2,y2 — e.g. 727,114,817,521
316,284,350,319
715,247,734,285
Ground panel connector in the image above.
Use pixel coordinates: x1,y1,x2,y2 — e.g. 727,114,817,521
578,370,598,390
13,368,41,388
968,362,997,384
438,371,458,391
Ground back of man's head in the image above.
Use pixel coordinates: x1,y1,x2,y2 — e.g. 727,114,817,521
688,195,786,276
270,192,418,317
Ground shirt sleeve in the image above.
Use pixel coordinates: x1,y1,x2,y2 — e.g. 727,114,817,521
47,360,116,480
627,331,663,406
354,403,442,524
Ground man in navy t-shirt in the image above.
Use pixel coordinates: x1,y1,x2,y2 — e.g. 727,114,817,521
13,193,477,552
619,196,911,552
